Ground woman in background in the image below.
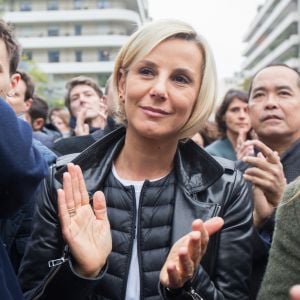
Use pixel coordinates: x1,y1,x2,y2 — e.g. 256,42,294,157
49,108,73,138
205,89,252,160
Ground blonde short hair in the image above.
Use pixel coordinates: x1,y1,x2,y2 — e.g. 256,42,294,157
112,19,218,139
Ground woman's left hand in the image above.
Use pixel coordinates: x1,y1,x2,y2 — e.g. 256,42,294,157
160,217,224,289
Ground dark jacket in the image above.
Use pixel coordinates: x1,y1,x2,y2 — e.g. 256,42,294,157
19,127,253,300
0,98,47,300
53,117,118,156
237,138,300,300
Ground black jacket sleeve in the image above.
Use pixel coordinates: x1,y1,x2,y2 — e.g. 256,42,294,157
160,169,253,300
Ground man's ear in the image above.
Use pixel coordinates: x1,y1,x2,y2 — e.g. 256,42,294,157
10,72,20,90
25,98,33,111
6,73,21,98
32,118,45,131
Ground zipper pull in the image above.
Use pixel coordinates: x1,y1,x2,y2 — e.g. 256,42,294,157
187,287,203,300
48,257,68,268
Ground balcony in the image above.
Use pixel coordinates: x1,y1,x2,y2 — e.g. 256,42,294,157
38,61,114,74
3,8,142,26
18,34,129,49
243,34,299,76
244,0,277,41
242,11,298,67
243,0,295,52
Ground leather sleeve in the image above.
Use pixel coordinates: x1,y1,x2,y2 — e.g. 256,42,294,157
160,169,253,300
18,167,104,300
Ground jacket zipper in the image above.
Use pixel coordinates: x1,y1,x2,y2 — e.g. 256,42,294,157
121,185,137,298
137,181,148,299
32,247,69,300
186,287,204,300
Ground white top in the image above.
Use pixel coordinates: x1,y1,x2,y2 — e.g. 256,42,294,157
112,165,167,299
112,165,143,300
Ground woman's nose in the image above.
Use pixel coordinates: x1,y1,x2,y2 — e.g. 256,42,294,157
149,78,167,101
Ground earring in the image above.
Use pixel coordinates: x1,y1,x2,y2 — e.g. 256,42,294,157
119,94,125,103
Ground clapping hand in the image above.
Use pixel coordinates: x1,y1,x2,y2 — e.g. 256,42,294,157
160,217,224,289
242,140,286,227
236,131,255,160
57,163,112,277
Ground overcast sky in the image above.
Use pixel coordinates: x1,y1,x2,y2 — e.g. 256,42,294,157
148,0,264,80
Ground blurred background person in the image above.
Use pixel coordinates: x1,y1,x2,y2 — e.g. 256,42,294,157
49,107,72,138
53,75,119,156
65,76,108,136
205,89,252,160
26,95,61,150
191,120,219,148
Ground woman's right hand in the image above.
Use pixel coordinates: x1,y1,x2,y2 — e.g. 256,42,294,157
57,163,112,277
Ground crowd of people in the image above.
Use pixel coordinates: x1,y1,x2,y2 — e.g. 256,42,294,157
1,16,300,300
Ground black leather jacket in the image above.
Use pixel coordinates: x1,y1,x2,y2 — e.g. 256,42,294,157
19,127,253,300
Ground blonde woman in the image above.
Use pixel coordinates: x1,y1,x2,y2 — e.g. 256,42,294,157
19,19,252,299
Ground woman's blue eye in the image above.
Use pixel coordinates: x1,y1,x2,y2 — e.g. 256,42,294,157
174,75,189,84
139,68,153,76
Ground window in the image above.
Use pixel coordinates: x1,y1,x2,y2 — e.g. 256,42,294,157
20,1,32,11
75,50,82,62
98,50,110,61
47,0,59,10
23,51,33,61
97,0,111,9
73,0,82,9
48,50,60,62
74,24,82,36
48,25,59,37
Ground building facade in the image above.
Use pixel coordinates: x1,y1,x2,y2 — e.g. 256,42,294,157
242,0,300,78
2,0,148,100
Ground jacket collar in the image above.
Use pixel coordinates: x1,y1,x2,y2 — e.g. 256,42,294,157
55,126,225,191
175,139,224,193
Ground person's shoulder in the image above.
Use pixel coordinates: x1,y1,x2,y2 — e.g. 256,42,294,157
281,177,300,205
205,138,234,158
205,139,223,150
53,134,96,156
276,177,300,222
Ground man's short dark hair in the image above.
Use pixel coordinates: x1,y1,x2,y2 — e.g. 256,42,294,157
28,95,48,122
248,64,300,97
0,20,20,74
17,70,35,101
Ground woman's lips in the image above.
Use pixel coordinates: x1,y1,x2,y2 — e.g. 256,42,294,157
141,106,170,117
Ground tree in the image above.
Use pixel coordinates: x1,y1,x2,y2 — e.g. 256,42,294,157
19,57,64,107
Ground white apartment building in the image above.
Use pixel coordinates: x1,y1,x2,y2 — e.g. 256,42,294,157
2,0,148,99
242,0,300,78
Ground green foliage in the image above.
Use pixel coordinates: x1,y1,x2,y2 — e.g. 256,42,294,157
19,57,64,107
241,76,252,93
